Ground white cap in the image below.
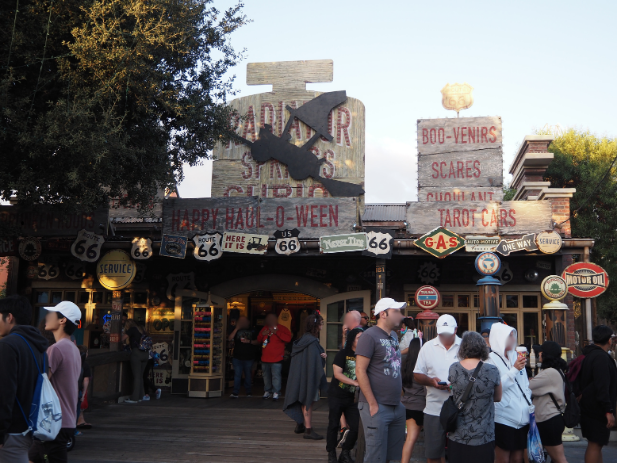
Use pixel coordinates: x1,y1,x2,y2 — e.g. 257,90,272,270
436,314,457,335
44,301,81,325
374,298,407,316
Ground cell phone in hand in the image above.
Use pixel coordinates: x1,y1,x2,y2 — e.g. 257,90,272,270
437,381,448,386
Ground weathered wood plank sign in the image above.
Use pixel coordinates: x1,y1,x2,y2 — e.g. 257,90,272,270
417,149,503,188
417,116,502,155
162,197,357,238
418,187,503,202
0,206,109,237
406,201,552,235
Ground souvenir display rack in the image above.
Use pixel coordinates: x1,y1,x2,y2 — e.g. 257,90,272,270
188,302,226,397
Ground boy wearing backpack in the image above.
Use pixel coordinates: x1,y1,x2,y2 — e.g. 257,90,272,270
29,301,82,463
0,296,49,463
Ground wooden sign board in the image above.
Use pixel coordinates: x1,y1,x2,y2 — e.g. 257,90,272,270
406,201,552,235
211,60,364,199
109,189,165,222
222,232,269,254
0,206,109,237
162,197,357,239
320,233,368,254
418,149,503,188
418,187,503,202
417,116,502,155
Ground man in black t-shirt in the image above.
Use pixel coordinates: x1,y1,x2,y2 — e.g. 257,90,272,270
228,317,256,398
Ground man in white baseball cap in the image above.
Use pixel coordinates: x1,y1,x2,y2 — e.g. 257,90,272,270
355,298,407,463
413,314,461,463
30,302,82,463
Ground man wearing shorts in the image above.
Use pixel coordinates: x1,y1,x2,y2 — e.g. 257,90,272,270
355,298,406,463
413,314,461,463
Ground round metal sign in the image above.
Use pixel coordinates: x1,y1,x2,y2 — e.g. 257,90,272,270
536,231,563,254
475,252,501,276
541,275,568,301
19,237,42,261
414,285,440,310
96,249,136,291
562,262,609,298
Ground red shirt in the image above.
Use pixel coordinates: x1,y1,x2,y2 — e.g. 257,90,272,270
257,324,292,363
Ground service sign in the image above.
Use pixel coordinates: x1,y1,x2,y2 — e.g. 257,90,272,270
465,235,500,252
131,238,153,260
160,235,188,259
223,232,269,254
319,233,368,254
414,285,440,310
273,229,300,256
192,232,223,261
71,229,104,263
495,234,538,256
536,231,563,254
96,250,136,291
562,262,609,298
414,227,465,259
406,201,552,236
19,237,42,261
417,116,502,155
363,231,394,259
541,275,568,301
0,239,17,257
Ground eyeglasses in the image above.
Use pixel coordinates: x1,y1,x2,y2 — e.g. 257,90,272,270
361,316,369,320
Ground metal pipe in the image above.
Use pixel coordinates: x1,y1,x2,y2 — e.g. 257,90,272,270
562,239,595,248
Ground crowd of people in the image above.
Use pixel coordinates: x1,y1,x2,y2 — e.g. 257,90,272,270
273,297,616,463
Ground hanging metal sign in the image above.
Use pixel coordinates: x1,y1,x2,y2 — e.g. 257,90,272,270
414,227,465,258
160,235,188,259
273,229,300,256
37,263,59,281
192,232,223,261
64,260,86,280
536,231,563,254
441,83,474,114
541,275,568,301
414,285,440,310
131,238,153,260
562,262,609,298
19,237,42,261
363,231,394,259
475,252,501,276
96,250,136,291
495,234,538,256
319,233,368,254
222,232,269,254
70,229,104,263
465,235,500,253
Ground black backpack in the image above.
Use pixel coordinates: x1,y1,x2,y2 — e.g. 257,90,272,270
549,370,580,428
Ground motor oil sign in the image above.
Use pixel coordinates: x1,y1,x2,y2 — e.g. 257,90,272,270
562,262,609,298
414,227,465,258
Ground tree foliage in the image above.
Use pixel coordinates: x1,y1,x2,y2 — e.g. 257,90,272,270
544,129,617,322
0,0,247,220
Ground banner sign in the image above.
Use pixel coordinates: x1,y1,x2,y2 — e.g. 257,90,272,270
406,201,552,235
562,262,609,298
222,232,269,254
319,233,368,254
0,206,108,237
162,197,357,239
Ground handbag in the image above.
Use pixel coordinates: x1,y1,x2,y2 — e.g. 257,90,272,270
548,370,581,428
439,361,483,433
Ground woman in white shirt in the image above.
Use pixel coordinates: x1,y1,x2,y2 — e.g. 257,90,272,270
399,318,417,355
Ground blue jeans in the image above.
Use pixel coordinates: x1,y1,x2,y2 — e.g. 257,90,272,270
232,358,254,395
262,362,282,394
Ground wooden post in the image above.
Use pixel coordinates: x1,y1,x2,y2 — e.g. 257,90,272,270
246,60,333,93
375,259,386,303
110,291,123,352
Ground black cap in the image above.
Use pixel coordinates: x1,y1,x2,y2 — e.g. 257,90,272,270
540,341,562,360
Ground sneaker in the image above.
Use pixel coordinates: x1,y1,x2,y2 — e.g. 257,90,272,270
328,451,338,463
272,393,280,401
142,395,150,401
338,449,354,463
337,428,349,448
303,428,323,440
294,422,306,434
230,393,239,399
155,388,161,400
263,392,272,399
124,399,139,404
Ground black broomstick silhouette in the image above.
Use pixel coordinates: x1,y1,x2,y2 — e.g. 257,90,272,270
233,91,365,197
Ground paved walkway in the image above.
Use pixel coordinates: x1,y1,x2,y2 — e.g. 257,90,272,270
69,394,616,462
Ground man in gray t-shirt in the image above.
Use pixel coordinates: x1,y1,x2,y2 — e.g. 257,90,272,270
356,298,406,463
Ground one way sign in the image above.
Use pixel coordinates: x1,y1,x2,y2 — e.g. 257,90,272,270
495,234,538,256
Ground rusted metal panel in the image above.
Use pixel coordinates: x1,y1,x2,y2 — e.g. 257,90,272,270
417,149,503,188
417,116,502,155
361,204,407,222
405,201,553,235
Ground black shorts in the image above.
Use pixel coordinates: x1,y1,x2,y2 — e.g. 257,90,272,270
495,422,529,451
405,409,424,426
581,414,611,446
536,415,565,446
29,428,74,463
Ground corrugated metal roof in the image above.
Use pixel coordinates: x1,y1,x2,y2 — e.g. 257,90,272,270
362,204,406,222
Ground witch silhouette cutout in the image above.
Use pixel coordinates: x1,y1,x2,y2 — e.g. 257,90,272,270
233,91,365,197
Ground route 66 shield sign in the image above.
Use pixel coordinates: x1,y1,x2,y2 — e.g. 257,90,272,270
441,83,474,113
192,232,223,261
274,229,300,256
71,229,104,263
131,238,153,260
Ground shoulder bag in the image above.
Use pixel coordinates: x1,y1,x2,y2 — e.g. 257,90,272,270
439,361,483,433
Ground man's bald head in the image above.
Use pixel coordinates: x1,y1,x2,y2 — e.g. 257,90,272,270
344,310,361,329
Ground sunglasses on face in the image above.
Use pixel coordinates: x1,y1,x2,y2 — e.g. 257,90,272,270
361,316,369,320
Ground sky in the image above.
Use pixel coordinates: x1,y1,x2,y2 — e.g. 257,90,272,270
178,0,617,203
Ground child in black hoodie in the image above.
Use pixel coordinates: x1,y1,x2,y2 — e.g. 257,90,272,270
0,295,48,463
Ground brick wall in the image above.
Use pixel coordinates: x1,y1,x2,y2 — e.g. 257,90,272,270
549,197,572,238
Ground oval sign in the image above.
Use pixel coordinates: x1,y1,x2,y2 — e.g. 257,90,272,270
562,262,609,298
96,249,136,290
414,285,440,310
475,252,501,276
541,275,568,301
536,231,563,254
